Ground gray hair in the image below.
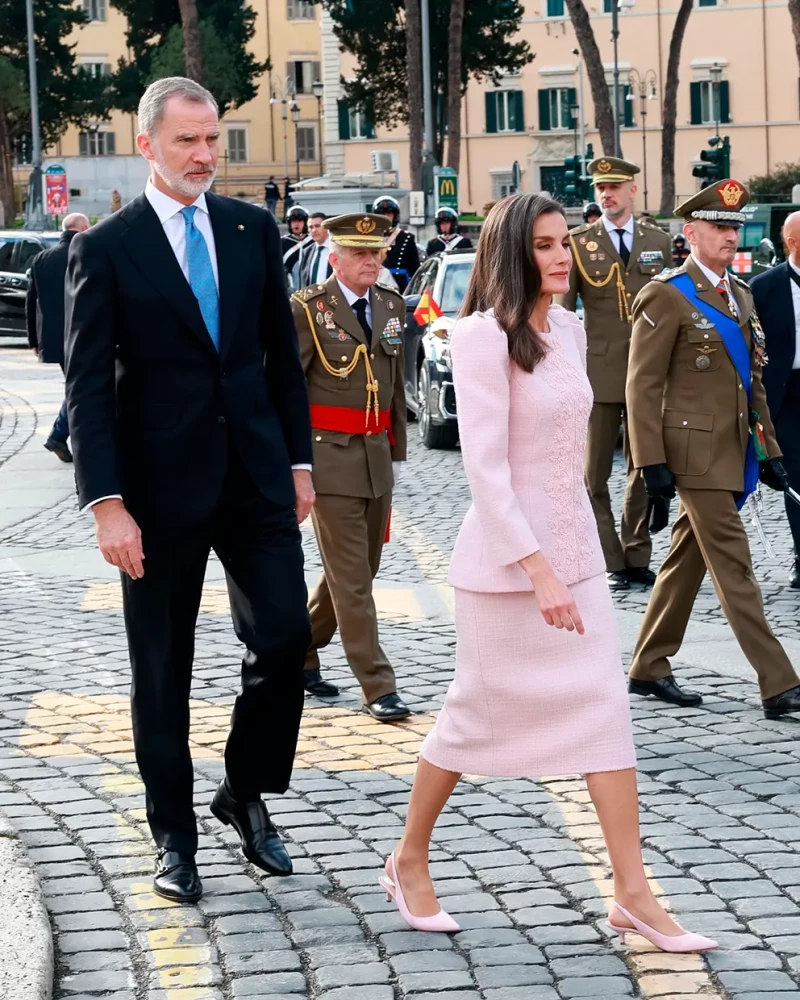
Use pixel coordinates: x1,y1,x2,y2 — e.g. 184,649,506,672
62,213,90,232
137,77,218,137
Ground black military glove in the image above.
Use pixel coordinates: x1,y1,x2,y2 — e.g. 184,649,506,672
642,463,676,500
759,459,790,492
647,496,671,534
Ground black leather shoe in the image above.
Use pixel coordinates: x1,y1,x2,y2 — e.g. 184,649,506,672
626,567,657,587
364,692,411,722
153,850,202,903
606,570,630,591
304,669,340,697
629,676,703,707
763,685,800,720
210,781,293,876
790,561,800,590
44,438,72,463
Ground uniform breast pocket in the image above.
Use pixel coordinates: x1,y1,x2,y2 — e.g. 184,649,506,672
686,329,723,372
317,341,358,383
663,409,714,476
637,261,663,276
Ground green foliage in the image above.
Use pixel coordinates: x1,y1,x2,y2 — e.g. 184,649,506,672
320,0,533,132
109,0,268,118
747,163,800,198
0,0,110,149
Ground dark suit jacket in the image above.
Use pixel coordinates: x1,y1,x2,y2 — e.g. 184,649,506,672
299,241,333,288
65,191,312,529
750,261,798,420
26,230,79,365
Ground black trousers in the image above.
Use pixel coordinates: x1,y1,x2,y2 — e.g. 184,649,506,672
120,448,310,856
776,371,800,558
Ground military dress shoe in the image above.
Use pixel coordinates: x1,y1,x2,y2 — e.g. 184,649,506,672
44,438,72,463
606,570,630,591
153,849,202,903
364,692,411,722
790,560,800,590
626,567,657,587
628,676,703,707
210,780,293,876
304,669,340,698
763,685,800,720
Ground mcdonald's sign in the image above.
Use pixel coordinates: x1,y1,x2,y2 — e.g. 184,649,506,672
435,167,459,212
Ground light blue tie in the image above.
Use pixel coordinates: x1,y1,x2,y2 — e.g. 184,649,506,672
180,206,220,350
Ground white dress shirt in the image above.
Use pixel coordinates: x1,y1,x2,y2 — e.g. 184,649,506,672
339,279,373,329
690,254,739,319
788,257,800,369
144,179,219,290
308,238,331,284
602,213,634,256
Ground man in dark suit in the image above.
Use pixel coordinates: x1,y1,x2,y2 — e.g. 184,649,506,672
26,213,90,463
299,212,332,288
65,77,315,903
751,211,800,588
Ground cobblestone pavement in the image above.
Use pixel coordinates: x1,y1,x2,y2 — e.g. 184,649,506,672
3,349,800,1000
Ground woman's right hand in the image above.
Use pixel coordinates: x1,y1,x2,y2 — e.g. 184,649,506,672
520,552,585,635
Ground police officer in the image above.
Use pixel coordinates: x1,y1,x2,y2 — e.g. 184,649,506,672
561,156,673,590
291,214,411,722
374,195,420,293
282,205,311,290
672,233,691,267
426,207,473,256
626,180,800,718
583,202,602,225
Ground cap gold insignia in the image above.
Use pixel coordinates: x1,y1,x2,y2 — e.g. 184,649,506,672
356,216,377,235
717,181,745,208
586,240,598,252
597,160,612,174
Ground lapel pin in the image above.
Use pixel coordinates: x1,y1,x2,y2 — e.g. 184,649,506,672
237,224,245,231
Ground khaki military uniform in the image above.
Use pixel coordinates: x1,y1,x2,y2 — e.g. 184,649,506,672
626,255,799,699
561,216,673,572
291,273,407,703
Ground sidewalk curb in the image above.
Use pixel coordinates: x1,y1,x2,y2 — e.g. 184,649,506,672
0,811,53,1000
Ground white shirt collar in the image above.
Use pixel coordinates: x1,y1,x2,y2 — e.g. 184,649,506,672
788,257,800,277
337,279,369,307
602,213,634,237
314,236,332,251
691,254,729,288
145,178,208,224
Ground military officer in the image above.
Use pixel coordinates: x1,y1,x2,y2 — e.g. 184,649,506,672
560,156,673,590
626,180,800,718
291,214,411,722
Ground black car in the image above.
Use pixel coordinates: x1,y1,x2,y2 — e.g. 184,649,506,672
402,248,475,449
0,230,61,343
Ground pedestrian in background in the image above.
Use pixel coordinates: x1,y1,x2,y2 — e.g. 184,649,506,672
750,211,800,588
300,212,332,287
26,212,90,464
264,176,281,216
382,194,717,956
560,157,672,592
283,176,294,218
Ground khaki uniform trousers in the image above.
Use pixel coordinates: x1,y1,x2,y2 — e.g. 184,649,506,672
586,402,652,573
630,488,799,700
305,491,397,704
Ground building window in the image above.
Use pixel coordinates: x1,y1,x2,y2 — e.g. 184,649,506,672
81,62,112,79
537,87,576,131
82,0,107,21
697,0,717,6
607,85,635,127
226,127,248,163
287,60,322,96
287,0,315,18
485,91,525,133
603,0,614,10
337,101,375,140
79,130,116,156
547,0,565,15
491,172,515,199
690,79,730,125
297,126,317,161
14,135,31,166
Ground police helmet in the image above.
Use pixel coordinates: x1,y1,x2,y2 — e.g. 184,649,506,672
286,205,309,223
583,202,601,223
373,196,401,221
672,233,687,247
435,207,459,232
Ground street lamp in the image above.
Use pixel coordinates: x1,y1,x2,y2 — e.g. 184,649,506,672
269,75,295,178
709,62,722,138
626,69,658,212
611,0,636,157
312,79,324,178
291,101,301,184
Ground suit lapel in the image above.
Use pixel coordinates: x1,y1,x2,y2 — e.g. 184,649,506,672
206,193,249,360
370,287,388,350
596,223,622,266
687,258,751,343
777,263,797,358
326,276,369,346
119,194,214,353
628,221,646,269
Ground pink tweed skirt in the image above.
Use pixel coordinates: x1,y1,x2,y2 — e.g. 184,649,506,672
421,574,636,778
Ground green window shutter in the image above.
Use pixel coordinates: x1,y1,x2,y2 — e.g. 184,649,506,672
690,82,702,125
623,85,634,127
513,91,525,132
568,87,577,130
547,0,564,14
719,80,731,123
485,92,498,133
538,89,551,131
365,118,376,139
337,100,350,140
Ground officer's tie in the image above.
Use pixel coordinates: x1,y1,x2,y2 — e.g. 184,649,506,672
614,228,630,267
311,244,325,283
716,277,738,318
353,298,372,340
180,206,220,350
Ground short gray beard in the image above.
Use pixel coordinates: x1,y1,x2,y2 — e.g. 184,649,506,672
153,157,216,199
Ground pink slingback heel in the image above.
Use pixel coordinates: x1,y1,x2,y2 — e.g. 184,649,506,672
378,853,461,933
608,901,719,953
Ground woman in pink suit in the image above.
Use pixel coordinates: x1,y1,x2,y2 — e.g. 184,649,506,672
380,194,716,953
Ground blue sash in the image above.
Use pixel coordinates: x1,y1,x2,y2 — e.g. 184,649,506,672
670,272,758,509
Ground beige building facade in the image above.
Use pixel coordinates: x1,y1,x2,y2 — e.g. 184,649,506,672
20,0,800,216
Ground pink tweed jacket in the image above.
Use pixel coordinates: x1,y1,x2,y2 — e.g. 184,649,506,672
448,306,606,593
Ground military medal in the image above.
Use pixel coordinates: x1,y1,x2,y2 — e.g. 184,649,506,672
586,241,598,252
315,312,323,325
750,312,769,366
338,331,348,341
388,300,395,310
324,310,335,329
695,355,711,370
579,236,587,245
316,301,325,311
589,253,597,261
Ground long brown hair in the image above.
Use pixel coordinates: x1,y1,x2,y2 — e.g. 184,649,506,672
460,193,565,373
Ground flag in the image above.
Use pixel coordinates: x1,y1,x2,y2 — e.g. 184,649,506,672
731,251,752,275
413,290,443,326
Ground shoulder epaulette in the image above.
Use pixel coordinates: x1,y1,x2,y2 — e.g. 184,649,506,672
731,273,752,292
652,265,685,282
569,222,593,236
376,280,402,296
291,286,322,303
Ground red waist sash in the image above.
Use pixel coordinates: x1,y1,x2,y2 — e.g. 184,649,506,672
310,405,394,445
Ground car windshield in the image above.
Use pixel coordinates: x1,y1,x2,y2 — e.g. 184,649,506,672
439,259,474,316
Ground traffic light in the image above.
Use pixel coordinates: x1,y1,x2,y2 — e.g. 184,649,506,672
564,154,582,200
692,135,731,189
